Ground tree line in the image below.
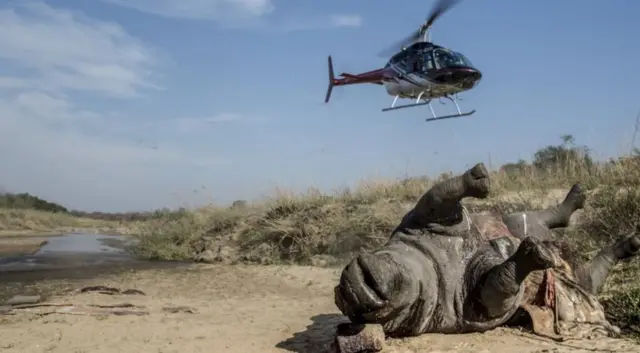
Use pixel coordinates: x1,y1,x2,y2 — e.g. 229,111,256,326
500,134,596,174
0,192,69,213
0,192,187,221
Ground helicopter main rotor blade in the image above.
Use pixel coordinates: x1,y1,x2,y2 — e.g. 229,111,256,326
377,30,422,57
377,0,463,57
425,0,462,29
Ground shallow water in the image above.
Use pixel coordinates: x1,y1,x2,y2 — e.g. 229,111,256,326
36,233,134,254
0,233,138,274
0,233,188,300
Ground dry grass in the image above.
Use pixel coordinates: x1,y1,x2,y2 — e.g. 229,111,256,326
131,155,640,339
132,157,640,264
0,209,125,236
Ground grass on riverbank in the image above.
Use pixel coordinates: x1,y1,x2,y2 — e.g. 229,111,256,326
0,209,124,236
132,156,640,339
133,157,640,264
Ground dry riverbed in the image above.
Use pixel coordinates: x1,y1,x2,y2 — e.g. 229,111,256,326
1,264,638,353
0,236,49,256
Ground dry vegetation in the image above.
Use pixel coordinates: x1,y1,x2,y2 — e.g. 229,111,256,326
130,146,640,339
131,156,640,265
0,209,124,236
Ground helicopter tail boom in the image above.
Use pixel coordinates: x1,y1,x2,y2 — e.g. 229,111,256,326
324,55,386,104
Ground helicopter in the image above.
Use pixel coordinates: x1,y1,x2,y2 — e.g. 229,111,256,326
323,0,482,122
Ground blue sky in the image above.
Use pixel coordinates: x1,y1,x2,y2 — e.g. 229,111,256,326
0,0,638,212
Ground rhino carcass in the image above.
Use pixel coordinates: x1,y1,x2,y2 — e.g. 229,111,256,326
334,163,638,343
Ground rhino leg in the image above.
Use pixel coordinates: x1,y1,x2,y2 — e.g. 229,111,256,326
574,233,640,295
472,236,556,320
408,163,491,228
503,184,586,240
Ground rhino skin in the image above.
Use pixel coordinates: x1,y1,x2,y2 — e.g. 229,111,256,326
334,162,640,339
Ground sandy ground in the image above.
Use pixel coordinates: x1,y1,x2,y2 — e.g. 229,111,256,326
1,264,638,353
0,236,48,256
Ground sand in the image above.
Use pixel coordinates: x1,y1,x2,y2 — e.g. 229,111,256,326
0,264,638,353
0,237,49,256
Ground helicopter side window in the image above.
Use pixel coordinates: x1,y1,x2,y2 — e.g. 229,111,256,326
407,48,430,73
390,50,409,70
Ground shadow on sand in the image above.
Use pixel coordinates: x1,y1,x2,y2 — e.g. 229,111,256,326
276,313,349,353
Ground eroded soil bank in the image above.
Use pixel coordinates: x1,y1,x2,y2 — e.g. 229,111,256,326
1,264,638,353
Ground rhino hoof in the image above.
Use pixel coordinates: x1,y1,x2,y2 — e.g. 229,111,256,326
629,235,640,252
518,236,556,270
464,163,490,199
333,323,385,353
614,233,640,260
563,183,586,210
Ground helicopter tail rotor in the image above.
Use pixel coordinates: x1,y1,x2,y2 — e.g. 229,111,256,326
325,55,336,103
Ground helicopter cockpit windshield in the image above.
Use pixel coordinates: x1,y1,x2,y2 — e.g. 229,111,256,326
433,48,474,69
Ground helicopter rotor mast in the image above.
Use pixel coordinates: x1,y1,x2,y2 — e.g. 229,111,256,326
421,23,431,43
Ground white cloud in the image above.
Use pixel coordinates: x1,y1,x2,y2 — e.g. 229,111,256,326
279,13,364,32
102,0,275,21
330,14,363,28
0,2,161,98
0,2,228,211
101,0,362,31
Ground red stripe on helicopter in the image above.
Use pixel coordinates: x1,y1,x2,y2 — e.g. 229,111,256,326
333,68,394,86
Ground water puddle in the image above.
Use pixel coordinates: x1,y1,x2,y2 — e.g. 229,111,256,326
0,233,188,288
1,233,137,273
36,233,135,255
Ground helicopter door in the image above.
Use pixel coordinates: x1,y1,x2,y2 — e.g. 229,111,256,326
409,59,420,73
405,56,419,73
422,50,434,71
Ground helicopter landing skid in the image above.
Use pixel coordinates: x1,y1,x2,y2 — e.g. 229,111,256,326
382,94,475,122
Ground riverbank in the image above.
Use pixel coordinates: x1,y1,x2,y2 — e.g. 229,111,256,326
130,159,640,265
0,236,48,256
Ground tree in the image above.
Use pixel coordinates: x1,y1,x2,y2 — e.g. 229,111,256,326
532,134,593,170
231,200,247,209
501,159,529,175
0,192,68,213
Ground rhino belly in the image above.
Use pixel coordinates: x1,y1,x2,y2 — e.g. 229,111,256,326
383,233,469,335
